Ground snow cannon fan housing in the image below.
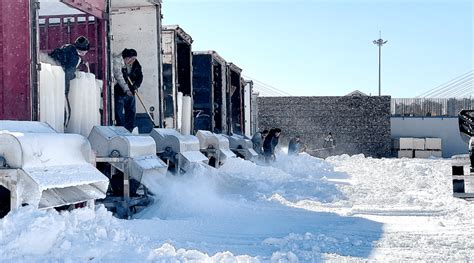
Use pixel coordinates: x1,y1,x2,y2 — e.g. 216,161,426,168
225,134,258,161
0,121,108,210
150,128,209,173
88,126,168,182
196,130,236,167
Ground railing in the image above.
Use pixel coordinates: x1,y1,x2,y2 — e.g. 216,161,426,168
391,98,474,117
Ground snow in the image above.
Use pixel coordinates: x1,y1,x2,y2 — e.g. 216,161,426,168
1,153,473,261
17,133,92,167
0,121,56,133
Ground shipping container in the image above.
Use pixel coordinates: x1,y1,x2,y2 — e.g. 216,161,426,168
38,4,109,123
162,25,193,134
192,51,228,134
227,63,244,135
111,0,163,132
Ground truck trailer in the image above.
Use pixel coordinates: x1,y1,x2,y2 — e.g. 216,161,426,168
162,25,193,134
192,51,228,134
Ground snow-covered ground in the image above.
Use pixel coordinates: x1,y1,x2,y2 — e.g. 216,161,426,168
1,153,473,262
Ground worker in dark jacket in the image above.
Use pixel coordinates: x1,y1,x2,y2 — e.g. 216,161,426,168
49,35,90,126
323,132,335,148
263,128,281,163
113,48,143,132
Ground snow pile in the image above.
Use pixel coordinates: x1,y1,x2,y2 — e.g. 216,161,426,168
1,153,474,261
146,243,259,262
325,154,462,215
218,155,347,203
0,206,139,262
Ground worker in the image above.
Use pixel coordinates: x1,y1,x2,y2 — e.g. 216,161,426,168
263,128,281,163
113,48,143,132
323,132,336,148
288,135,301,155
49,35,90,127
251,129,269,157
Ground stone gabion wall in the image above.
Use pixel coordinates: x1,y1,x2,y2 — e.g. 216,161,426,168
257,96,391,158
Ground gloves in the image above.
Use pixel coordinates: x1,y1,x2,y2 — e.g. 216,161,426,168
129,83,139,93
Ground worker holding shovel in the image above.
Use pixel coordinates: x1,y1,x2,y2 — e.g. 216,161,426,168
113,48,143,132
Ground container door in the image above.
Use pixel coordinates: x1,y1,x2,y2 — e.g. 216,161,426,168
244,81,252,137
60,0,106,19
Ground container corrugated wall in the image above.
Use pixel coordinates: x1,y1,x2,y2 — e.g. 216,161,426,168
0,0,32,120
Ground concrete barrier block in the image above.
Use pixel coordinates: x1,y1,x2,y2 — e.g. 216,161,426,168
394,138,414,150
397,150,413,158
414,150,431,158
413,138,425,150
429,150,442,158
425,138,442,150
415,150,441,158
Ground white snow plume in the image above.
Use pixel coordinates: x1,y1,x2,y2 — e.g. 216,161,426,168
136,164,235,220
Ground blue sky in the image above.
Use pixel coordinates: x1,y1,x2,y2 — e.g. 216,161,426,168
162,0,473,97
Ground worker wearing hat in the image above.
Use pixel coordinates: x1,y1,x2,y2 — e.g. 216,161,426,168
113,48,143,132
49,35,91,126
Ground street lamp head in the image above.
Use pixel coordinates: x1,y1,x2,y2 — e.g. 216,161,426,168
373,38,388,46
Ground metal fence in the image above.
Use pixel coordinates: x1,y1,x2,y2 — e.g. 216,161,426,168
391,98,474,117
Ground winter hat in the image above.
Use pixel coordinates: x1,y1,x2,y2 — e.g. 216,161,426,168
74,36,90,51
122,48,138,58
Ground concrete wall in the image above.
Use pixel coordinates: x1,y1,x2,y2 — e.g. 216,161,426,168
391,117,468,157
257,96,391,158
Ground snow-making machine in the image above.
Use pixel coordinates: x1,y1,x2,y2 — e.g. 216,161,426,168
452,110,474,199
225,134,258,161
196,130,236,168
150,128,209,174
88,126,168,218
0,121,109,218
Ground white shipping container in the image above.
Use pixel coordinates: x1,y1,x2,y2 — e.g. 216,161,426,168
111,0,162,126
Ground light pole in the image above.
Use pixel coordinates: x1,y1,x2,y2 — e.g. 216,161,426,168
373,32,387,96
